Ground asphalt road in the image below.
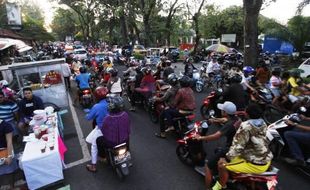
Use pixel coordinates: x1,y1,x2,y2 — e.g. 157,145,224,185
56,63,310,190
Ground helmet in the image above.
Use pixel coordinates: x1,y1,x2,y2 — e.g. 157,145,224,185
167,73,178,86
94,86,108,100
229,74,242,84
79,66,87,73
243,66,255,74
0,80,9,88
108,96,125,113
179,75,191,87
108,68,118,77
141,67,152,75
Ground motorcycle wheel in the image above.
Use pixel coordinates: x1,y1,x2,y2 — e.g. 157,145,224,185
200,105,214,120
149,110,159,123
176,145,193,166
115,167,125,180
195,82,203,93
82,97,92,108
263,105,285,125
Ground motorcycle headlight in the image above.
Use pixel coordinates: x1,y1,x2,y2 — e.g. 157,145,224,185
117,148,127,155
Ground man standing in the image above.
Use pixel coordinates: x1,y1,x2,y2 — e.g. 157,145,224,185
17,87,44,135
61,62,72,90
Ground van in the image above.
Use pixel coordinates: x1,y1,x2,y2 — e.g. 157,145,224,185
298,58,310,78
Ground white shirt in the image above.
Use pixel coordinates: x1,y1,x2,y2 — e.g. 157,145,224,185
110,78,122,93
207,61,221,74
61,63,71,77
270,76,281,89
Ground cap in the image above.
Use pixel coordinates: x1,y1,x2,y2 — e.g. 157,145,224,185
217,101,236,115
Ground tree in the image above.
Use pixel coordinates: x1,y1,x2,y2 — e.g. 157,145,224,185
187,0,205,54
243,0,263,67
51,8,78,41
297,0,310,14
139,0,157,46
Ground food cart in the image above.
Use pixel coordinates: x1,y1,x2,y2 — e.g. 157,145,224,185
1,58,69,109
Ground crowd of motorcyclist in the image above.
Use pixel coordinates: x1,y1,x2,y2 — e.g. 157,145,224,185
58,46,310,189
1,43,305,188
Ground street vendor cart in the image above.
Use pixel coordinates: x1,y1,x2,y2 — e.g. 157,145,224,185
2,58,69,109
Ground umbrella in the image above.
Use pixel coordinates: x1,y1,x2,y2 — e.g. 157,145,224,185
206,44,232,53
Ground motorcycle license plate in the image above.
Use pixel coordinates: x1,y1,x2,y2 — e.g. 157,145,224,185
83,94,91,98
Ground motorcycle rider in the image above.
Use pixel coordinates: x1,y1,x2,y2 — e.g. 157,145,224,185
206,56,221,78
284,114,310,166
94,97,130,171
163,60,174,82
107,68,122,95
130,67,156,111
155,75,196,138
184,57,196,77
222,74,247,111
194,101,241,189
86,86,109,129
154,74,180,138
213,103,273,190
73,67,91,106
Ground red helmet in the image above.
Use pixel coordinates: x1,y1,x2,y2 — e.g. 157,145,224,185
94,86,108,100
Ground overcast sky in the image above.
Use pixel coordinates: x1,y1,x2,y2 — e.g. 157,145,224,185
33,0,310,29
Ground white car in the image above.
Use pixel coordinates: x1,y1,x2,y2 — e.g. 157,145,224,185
74,49,88,60
298,58,310,78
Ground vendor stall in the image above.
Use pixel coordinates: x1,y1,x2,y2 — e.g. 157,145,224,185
21,111,67,190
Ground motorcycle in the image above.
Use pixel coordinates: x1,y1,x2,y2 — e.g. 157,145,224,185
250,86,285,124
176,120,209,166
267,108,310,177
80,88,93,108
176,119,279,190
106,143,132,179
200,90,247,120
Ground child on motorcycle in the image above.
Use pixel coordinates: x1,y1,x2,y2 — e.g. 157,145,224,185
213,103,273,190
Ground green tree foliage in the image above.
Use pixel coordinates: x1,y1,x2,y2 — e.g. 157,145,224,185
287,16,310,54
51,8,78,41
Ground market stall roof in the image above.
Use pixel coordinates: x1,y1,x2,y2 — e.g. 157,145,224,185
0,38,32,52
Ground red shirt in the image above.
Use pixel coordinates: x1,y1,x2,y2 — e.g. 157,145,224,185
174,87,196,110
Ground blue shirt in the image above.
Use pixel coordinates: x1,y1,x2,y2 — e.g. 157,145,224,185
0,101,19,122
76,73,90,89
86,99,108,128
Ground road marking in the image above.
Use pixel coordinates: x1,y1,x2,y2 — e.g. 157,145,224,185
65,95,91,169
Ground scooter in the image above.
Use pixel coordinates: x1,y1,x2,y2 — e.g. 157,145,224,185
80,88,93,108
176,120,279,190
267,107,310,177
200,90,247,120
106,143,132,179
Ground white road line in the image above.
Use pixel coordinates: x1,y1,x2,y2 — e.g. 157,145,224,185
65,95,91,169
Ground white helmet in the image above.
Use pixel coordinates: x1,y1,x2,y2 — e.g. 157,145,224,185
0,80,8,88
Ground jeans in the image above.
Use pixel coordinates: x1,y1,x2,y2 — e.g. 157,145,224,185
284,130,310,161
159,108,184,132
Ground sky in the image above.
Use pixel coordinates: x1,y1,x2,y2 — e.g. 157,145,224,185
31,0,310,29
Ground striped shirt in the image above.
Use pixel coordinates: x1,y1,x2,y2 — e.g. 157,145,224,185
0,101,19,122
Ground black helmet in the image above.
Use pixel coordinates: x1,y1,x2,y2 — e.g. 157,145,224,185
108,96,125,113
108,68,118,77
179,75,191,87
141,67,152,75
79,66,87,73
229,74,242,84
167,73,178,86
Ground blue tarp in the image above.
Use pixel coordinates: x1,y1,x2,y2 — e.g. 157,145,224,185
263,36,294,55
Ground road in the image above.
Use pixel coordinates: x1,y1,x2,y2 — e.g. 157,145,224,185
54,63,309,190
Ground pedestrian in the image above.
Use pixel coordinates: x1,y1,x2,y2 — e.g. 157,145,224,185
61,62,72,90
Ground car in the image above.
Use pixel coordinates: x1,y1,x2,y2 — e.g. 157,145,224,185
298,58,310,78
133,45,147,55
74,49,88,60
73,45,84,50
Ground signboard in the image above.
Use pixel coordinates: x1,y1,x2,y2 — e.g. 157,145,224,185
6,2,22,28
221,34,236,43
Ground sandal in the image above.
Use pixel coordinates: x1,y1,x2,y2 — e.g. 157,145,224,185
155,133,166,139
86,164,97,172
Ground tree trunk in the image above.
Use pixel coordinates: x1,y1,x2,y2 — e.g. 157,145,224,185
144,18,151,46
243,0,263,67
192,0,205,55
